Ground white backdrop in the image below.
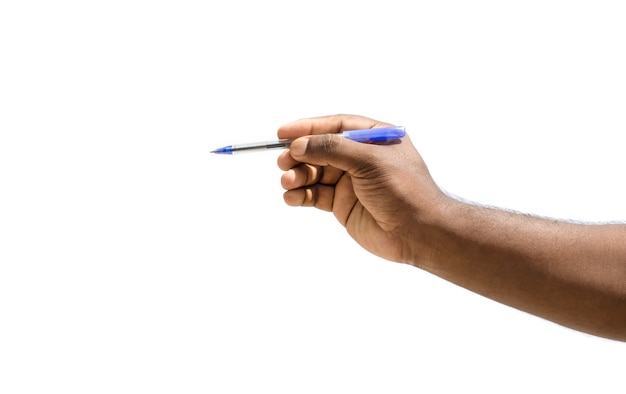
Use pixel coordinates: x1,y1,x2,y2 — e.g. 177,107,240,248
1,1,625,393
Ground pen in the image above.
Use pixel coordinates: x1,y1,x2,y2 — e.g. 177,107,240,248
210,126,406,155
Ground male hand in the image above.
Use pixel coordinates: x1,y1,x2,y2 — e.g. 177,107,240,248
277,114,445,264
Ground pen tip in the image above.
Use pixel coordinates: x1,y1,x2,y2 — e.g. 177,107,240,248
211,145,234,155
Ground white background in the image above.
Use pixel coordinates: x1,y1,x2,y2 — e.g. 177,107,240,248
1,1,625,393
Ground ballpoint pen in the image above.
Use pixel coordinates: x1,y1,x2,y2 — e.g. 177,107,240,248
210,126,406,155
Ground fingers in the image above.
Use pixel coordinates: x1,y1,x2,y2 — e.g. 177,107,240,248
280,163,322,190
277,149,300,171
282,171,358,222
280,163,344,190
277,114,392,140
277,114,400,216
283,185,335,212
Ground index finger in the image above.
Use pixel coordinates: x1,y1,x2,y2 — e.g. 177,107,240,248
277,114,392,140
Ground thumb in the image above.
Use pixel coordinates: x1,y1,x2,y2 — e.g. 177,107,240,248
289,133,372,173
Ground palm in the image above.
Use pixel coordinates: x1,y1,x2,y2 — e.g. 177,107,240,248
335,170,409,263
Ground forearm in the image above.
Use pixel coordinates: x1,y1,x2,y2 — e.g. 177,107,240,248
413,198,626,341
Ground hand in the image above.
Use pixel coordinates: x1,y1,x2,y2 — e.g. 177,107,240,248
277,114,446,264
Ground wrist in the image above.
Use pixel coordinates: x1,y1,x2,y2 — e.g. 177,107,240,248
401,191,461,269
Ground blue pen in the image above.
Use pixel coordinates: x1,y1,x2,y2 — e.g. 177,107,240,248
210,126,406,155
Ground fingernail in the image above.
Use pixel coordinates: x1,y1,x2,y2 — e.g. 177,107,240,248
290,137,308,157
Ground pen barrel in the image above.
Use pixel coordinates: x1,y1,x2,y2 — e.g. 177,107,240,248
341,126,406,143
230,140,291,153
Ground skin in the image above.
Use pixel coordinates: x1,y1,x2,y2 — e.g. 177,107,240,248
277,114,626,342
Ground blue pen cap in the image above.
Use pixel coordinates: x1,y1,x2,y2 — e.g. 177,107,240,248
342,126,406,143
